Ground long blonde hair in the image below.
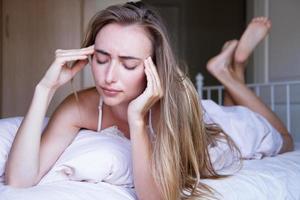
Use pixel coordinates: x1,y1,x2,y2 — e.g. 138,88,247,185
81,2,239,199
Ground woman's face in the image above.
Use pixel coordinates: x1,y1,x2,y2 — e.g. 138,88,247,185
92,23,153,106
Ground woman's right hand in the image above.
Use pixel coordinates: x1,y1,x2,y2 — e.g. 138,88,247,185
39,45,94,90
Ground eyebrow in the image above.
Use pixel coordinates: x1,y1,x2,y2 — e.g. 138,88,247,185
95,49,142,61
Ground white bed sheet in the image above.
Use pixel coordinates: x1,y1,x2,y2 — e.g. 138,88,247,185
0,117,300,200
0,181,136,200
203,143,300,200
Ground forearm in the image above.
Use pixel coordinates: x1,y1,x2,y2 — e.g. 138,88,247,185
5,84,56,187
129,121,162,200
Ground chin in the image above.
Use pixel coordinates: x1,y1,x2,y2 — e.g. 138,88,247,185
101,94,129,106
103,98,121,106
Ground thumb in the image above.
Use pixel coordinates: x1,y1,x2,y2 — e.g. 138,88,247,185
71,59,89,75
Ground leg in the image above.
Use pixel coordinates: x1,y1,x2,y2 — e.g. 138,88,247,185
207,40,239,106
234,17,271,81
206,40,293,153
223,17,271,105
220,41,237,106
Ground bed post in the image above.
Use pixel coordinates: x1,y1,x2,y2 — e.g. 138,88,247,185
196,73,204,98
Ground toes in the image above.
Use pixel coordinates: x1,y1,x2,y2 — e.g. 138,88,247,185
251,16,271,29
222,41,231,51
222,40,237,52
265,20,272,28
252,16,268,23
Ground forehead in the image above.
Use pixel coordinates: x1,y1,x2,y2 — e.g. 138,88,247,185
95,23,152,58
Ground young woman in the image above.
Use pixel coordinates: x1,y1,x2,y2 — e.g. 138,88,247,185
4,2,293,200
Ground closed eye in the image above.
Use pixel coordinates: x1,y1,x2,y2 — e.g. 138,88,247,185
122,61,140,70
96,59,108,64
123,64,137,70
95,52,109,64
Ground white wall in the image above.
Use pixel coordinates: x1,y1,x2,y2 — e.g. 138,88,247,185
268,0,300,81
249,0,300,83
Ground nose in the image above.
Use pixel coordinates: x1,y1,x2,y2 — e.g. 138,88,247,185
105,60,118,84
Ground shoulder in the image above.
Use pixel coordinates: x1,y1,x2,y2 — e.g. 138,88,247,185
51,87,99,129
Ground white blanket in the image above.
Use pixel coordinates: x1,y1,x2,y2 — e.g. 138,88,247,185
0,117,300,200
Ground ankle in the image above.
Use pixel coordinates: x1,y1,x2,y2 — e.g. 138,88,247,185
234,53,249,67
218,70,245,88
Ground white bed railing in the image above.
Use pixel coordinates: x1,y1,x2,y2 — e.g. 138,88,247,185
196,73,300,141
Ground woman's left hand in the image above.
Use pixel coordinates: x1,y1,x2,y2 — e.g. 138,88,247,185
128,57,163,126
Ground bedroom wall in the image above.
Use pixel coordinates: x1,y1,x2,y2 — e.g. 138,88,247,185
269,0,300,141
143,0,246,86
0,0,126,118
268,1,300,82
249,0,300,83
1,0,83,118
0,0,2,116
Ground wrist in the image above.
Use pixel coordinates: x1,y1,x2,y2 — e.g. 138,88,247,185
129,119,146,130
35,83,56,102
36,83,56,93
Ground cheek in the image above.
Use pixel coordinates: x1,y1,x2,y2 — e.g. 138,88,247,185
91,60,104,81
123,70,146,94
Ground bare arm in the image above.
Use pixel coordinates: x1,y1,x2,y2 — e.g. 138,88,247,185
128,57,163,200
4,46,94,187
5,84,54,186
4,87,82,187
130,121,162,200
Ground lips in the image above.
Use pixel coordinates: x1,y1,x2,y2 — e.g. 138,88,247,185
101,86,122,97
101,87,122,92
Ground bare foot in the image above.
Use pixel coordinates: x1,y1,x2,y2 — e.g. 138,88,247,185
234,17,271,65
207,40,238,82
222,40,235,52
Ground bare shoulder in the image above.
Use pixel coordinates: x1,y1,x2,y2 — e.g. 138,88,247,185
51,87,99,130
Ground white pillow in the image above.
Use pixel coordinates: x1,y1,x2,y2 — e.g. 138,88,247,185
0,117,25,177
39,128,133,188
0,117,49,179
0,118,133,188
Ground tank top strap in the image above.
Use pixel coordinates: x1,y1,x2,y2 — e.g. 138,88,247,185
97,95,155,137
97,96,104,132
148,109,155,136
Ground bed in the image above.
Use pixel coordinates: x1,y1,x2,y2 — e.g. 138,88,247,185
0,80,300,200
197,77,300,199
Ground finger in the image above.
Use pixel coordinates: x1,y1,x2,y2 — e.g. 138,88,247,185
55,45,94,53
55,48,93,56
147,57,163,97
56,48,94,57
56,45,94,56
55,55,88,66
145,59,161,109
144,64,157,108
146,59,160,105
146,58,158,95
70,59,88,75
144,58,154,95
